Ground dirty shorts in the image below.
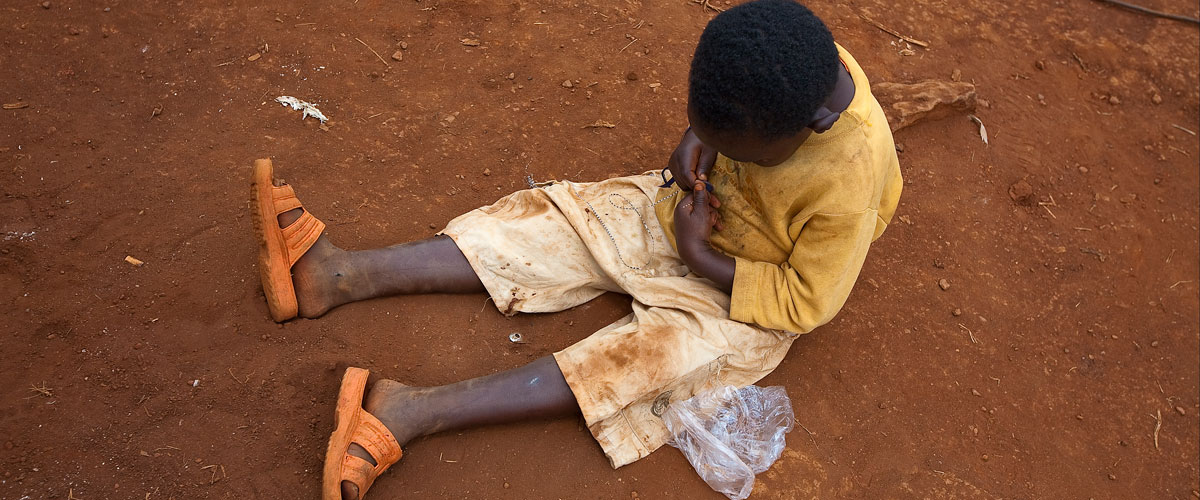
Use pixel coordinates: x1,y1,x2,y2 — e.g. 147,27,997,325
442,172,798,468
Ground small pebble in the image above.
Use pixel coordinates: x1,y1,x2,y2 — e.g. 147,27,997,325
1078,166,1089,173
952,308,962,317
506,72,515,80
41,1,50,8
1176,406,1186,416
1150,340,1159,347
981,454,988,461
938,278,951,291
390,50,403,62
503,482,510,489
1075,414,1084,420
1035,60,1045,70
971,389,982,397
1151,93,1162,105
561,80,573,88
400,41,408,50
626,71,639,81
1108,95,1121,105
1108,473,1117,481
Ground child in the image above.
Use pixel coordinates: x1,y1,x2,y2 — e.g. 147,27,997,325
249,1,901,498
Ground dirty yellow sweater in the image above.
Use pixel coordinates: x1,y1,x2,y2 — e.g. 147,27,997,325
656,44,902,334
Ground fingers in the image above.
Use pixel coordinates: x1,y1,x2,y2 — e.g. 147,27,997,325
692,180,709,209
697,147,718,180
679,193,697,214
674,148,701,191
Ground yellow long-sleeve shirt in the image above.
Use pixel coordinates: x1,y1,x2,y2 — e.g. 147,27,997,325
655,44,902,334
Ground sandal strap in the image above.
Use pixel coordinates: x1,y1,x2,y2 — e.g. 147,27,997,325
271,184,304,214
338,410,403,498
350,409,403,467
340,454,379,499
280,211,326,267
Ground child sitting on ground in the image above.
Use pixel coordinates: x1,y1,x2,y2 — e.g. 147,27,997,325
249,1,901,498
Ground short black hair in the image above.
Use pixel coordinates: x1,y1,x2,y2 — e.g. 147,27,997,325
688,0,840,139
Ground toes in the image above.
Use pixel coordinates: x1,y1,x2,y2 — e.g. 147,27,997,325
341,480,359,500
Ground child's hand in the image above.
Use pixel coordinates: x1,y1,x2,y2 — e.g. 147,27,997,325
674,180,724,247
667,127,718,191
673,179,734,293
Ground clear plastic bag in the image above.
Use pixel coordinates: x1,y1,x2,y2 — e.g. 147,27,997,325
663,385,795,500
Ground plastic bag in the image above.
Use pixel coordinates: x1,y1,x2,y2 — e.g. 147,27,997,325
663,385,795,500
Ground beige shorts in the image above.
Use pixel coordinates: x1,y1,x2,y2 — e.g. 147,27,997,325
442,172,797,468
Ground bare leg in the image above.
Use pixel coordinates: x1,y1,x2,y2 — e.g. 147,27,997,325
341,356,579,499
277,208,486,318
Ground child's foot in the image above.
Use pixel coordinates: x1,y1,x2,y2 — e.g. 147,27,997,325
275,207,357,319
339,379,429,500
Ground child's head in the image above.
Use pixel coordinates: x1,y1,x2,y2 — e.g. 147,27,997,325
687,0,840,166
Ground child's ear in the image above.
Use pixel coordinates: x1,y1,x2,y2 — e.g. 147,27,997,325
809,106,840,133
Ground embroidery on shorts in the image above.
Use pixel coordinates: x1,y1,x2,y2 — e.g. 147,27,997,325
568,177,678,272
651,390,674,417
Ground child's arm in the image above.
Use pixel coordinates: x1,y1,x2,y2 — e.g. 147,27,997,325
673,179,735,293
729,210,877,333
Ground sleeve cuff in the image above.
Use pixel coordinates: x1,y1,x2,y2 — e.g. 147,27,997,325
728,256,758,324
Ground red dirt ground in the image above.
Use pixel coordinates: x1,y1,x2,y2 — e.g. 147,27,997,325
2,0,1198,498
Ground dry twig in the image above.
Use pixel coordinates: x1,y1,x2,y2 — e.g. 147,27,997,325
957,323,979,344
1151,409,1162,450
1093,0,1200,24
355,37,390,67
797,421,818,447
692,0,726,13
1171,124,1197,136
227,368,249,384
858,12,929,48
28,382,53,398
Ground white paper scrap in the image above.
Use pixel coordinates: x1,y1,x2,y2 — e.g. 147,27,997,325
274,96,329,123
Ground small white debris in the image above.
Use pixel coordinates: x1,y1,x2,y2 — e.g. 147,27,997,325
969,115,988,145
192,379,200,388
3,231,36,241
274,96,328,123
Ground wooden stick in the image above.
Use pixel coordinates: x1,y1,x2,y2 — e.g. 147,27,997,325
355,37,390,67
1093,0,1200,24
858,12,930,48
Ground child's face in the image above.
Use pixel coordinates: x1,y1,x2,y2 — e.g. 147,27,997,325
688,106,809,168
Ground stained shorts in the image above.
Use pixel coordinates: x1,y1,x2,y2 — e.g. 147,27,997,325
442,172,798,468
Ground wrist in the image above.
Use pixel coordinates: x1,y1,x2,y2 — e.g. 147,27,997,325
678,236,712,260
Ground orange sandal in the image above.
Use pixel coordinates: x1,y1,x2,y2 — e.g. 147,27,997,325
251,158,326,322
323,367,403,500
